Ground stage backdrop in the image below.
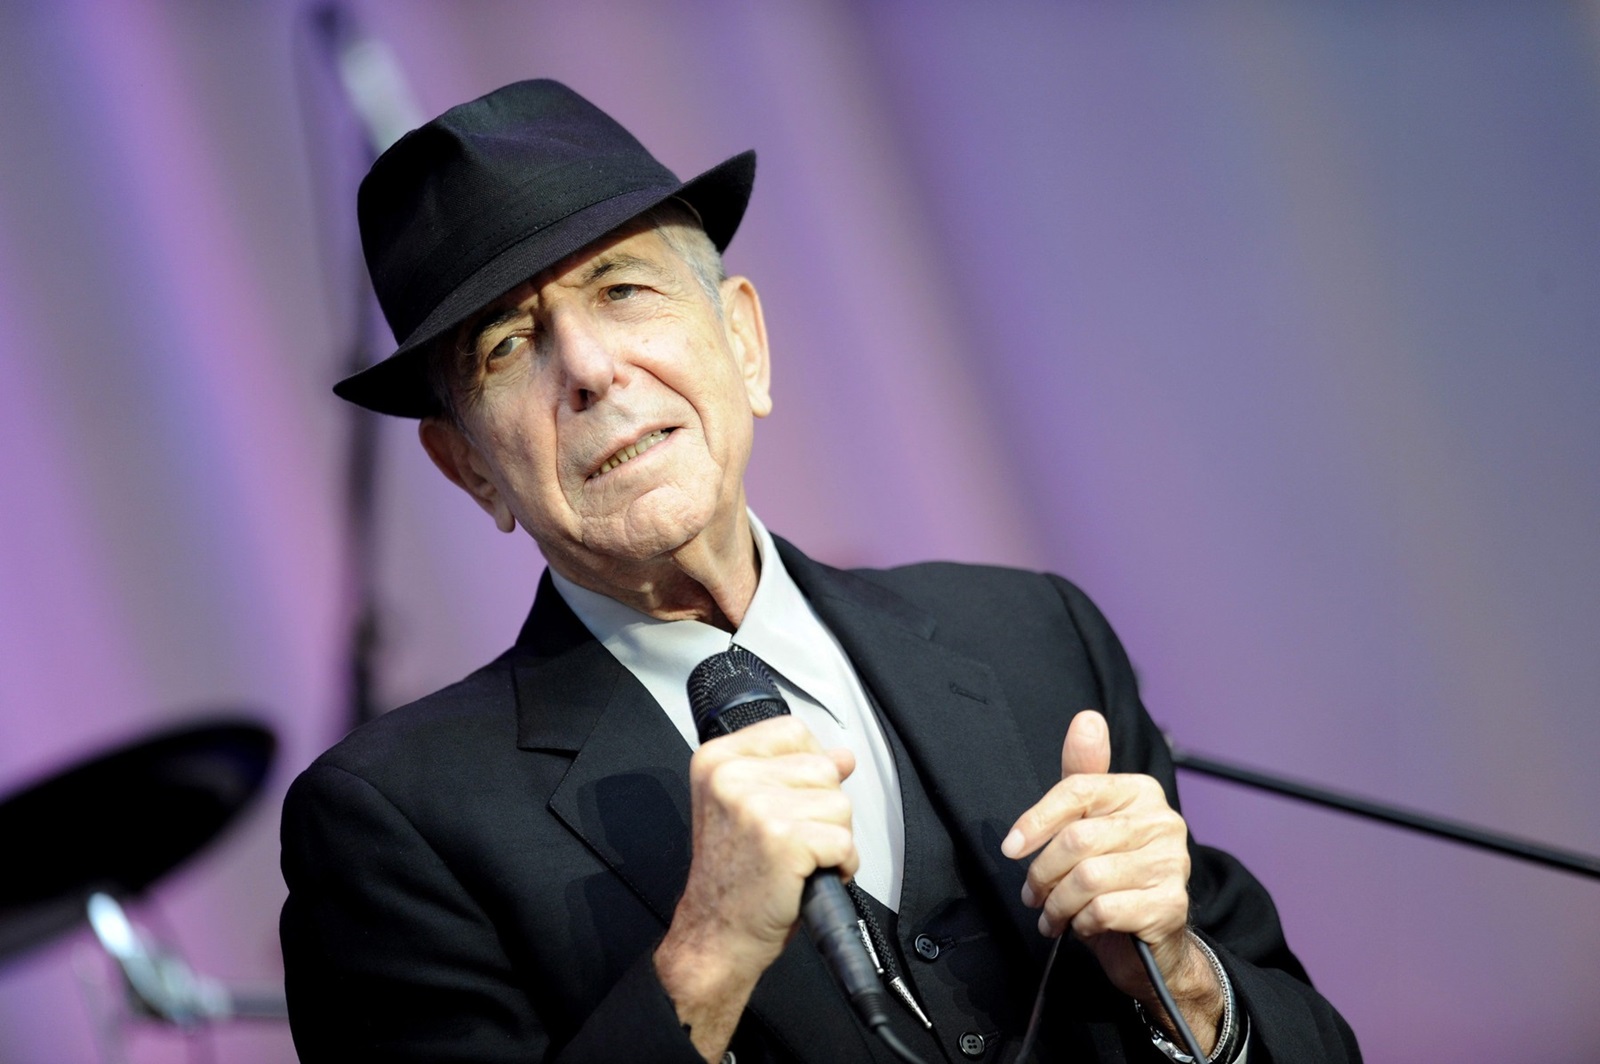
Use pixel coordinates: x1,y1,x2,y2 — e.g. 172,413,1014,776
1,2,1596,1062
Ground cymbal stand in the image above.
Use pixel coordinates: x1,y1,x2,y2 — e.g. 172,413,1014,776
77,892,287,1063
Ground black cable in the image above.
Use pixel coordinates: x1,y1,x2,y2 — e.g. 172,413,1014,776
1135,938,1210,1063
870,1019,932,1064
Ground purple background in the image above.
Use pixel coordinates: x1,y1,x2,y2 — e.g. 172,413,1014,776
2,2,1597,1061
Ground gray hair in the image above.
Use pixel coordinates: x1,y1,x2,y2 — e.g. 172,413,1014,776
425,199,726,425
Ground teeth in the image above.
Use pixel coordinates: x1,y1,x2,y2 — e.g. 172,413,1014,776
597,429,669,476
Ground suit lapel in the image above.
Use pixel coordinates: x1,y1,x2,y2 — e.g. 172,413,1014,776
778,540,1053,967
515,573,694,926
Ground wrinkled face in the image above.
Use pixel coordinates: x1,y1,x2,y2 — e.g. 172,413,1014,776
420,223,771,591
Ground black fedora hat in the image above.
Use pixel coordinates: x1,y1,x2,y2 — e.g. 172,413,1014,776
334,79,756,418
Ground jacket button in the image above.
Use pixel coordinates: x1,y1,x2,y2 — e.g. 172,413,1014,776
913,934,940,960
958,1032,986,1058
720,1054,735,1064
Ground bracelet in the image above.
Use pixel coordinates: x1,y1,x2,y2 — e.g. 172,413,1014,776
1132,932,1243,1063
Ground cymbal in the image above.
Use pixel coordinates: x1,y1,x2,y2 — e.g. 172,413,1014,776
0,718,275,963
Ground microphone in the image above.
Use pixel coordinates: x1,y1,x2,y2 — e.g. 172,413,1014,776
687,648,891,1030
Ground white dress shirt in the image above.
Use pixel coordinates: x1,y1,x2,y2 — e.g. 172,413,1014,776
550,512,906,911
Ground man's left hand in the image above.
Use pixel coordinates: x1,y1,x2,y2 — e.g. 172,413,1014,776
1002,710,1225,1052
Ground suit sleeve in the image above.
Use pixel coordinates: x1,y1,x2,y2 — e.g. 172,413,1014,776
1049,574,1363,1063
280,761,704,1064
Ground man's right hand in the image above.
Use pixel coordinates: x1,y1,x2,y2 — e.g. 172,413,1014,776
654,715,857,1062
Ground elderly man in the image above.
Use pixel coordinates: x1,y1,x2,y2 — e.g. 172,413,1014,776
280,80,1360,1064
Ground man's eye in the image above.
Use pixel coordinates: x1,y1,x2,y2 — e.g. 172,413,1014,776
487,335,526,362
605,284,640,301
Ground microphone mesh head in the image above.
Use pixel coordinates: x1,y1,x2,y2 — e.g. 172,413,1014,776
687,646,790,742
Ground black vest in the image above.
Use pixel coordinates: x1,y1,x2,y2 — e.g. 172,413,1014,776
863,701,1029,1063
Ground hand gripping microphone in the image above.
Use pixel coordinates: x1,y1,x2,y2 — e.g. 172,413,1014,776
687,648,892,1032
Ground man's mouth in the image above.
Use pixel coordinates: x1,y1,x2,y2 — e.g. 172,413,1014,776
592,428,673,478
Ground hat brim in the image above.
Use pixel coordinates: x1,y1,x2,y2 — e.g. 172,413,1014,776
333,149,756,418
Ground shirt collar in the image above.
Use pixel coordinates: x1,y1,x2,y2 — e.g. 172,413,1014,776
549,513,843,735
734,520,849,717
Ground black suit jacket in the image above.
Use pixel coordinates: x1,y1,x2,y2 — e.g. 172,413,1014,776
281,541,1361,1062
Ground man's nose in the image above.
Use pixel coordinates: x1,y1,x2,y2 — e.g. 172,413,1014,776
548,311,619,411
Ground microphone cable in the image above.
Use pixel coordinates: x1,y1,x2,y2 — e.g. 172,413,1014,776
1135,938,1210,1063
1021,936,1210,1063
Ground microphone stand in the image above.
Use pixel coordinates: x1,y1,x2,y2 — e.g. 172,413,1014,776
1165,735,1600,880
304,3,422,729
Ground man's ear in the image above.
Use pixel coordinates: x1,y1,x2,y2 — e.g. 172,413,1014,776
418,417,517,533
722,276,772,418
